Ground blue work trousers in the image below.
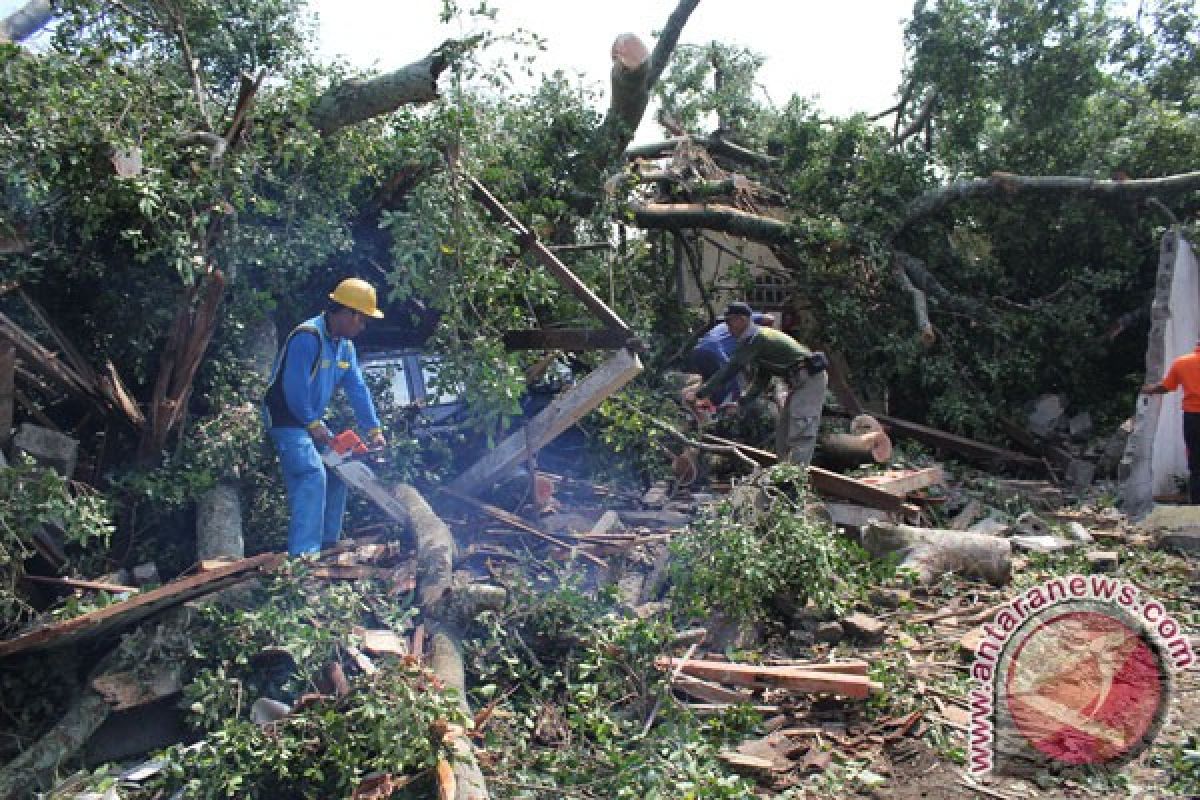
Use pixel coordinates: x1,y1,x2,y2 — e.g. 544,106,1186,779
268,427,347,555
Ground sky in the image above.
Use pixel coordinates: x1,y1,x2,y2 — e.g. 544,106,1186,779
1,0,916,134
308,0,914,119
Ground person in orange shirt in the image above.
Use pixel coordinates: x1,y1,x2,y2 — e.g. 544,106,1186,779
1141,341,1200,503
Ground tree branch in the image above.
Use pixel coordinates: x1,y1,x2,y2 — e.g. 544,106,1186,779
598,0,701,165
895,170,1200,235
632,202,792,242
0,0,51,43
891,90,937,147
626,134,779,169
310,39,462,135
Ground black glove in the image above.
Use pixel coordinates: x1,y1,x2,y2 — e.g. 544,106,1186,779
805,351,828,375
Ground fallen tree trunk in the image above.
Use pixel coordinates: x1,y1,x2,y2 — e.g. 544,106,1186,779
816,431,892,471
895,170,1200,235
862,521,1012,586
625,134,780,169
392,484,492,800
632,202,792,241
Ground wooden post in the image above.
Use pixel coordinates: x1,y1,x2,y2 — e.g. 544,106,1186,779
450,348,642,496
468,177,632,337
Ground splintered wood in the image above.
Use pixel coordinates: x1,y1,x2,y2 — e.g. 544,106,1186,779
659,656,878,701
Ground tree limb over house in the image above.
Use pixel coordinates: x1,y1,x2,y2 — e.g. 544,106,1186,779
0,0,50,43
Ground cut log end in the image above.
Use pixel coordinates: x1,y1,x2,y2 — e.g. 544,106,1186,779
611,33,650,69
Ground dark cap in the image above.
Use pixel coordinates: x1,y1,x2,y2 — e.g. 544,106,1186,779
723,301,754,318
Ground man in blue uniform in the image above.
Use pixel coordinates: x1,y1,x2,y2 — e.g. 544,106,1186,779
263,278,388,555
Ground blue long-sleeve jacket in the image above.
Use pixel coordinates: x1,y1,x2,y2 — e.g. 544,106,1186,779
262,314,381,433
695,312,771,360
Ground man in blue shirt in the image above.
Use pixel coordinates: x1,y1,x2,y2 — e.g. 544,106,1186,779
687,307,774,405
263,278,388,555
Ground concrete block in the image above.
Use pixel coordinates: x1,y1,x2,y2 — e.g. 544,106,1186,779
1028,394,1067,437
13,423,78,477
1068,412,1094,440
131,562,160,587
1066,459,1096,490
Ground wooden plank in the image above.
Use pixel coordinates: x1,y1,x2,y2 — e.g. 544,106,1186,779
450,347,642,496
501,328,632,351
0,311,91,396
0,334,13,448
99,359,146,430
808,467,905,512
469,177,632,336
872,413,1043,468
0,553,281,659
859,466,945,496
662,657,874,699
18,288,99,387
23,575,138,594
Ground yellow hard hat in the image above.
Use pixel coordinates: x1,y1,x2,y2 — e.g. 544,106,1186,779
329,278,384,319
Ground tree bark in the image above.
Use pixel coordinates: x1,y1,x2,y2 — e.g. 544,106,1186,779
815,431,892,471
895,170,1200,235
391,484,492,800
862,521,1012,586
0,0,51,43
596,0,701,166
138,270,225,461
632,202,792,242
311,40,459,135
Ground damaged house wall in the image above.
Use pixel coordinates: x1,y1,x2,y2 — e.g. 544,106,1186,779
1122,230,1200,516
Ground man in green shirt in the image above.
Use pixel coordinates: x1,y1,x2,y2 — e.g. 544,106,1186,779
683,302,828,465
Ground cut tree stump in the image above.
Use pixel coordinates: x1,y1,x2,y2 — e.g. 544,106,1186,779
862,521,1012,586
816,431,893,471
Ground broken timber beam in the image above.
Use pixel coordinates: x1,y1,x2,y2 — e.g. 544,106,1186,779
450,347,642,496
502,328,633,351
468,177,632,337
0,553,281,659
808,467,905,512
871,413,1042,469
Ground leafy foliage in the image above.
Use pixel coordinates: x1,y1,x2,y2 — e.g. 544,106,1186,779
669,466,889,625
0,457,113,634
149,564,460,799
465,575,761,799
